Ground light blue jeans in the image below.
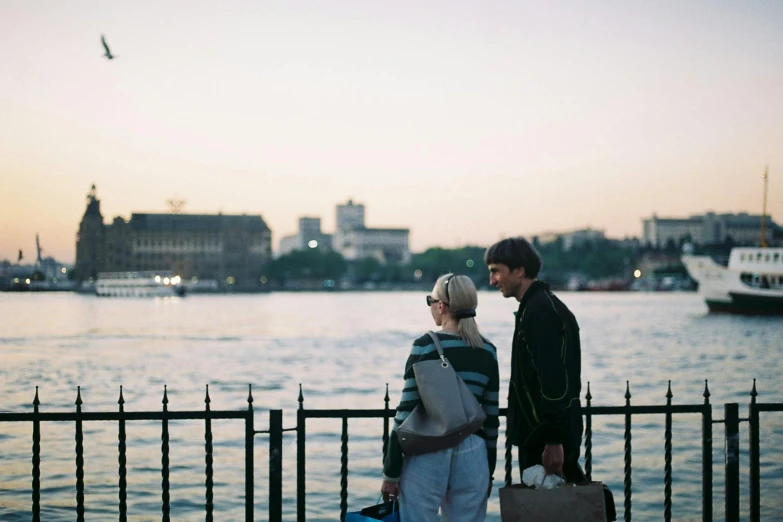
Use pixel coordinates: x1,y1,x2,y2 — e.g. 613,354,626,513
398,434,489,522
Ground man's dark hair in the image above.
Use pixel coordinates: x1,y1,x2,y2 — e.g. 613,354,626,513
484,237,542,279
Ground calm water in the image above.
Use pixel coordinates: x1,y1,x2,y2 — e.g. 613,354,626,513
0,291,781,521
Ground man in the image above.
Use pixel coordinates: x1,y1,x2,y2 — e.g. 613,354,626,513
485,237,585,482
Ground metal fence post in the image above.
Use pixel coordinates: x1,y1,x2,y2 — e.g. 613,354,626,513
32,387,41,522
246,385,254,522
664,381,673,522
382,384,390,464
702,380,712,522
584,382,592,482
118,387,127,522
75,387,85,522
623,381,632,522
205,386,214,522
749,381,760,522
269,409,283,522
724,403,739,522
297,384,306,522
161,386,170,522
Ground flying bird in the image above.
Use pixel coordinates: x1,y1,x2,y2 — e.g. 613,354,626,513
101,35,115,60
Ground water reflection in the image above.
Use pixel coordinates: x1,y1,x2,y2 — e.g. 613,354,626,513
0,292,781,520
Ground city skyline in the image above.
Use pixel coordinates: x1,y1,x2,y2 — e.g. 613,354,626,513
2,1,782,262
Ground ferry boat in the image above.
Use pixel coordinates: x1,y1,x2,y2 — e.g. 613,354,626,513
682,247,783,314
95,271,186,297
682,166,782,314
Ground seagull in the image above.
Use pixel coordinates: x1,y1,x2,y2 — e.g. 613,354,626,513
101,35,115,60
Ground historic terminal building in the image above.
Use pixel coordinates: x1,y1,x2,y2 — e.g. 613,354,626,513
75,186,272,287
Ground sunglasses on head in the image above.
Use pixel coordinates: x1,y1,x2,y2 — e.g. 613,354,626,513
426,275,455,307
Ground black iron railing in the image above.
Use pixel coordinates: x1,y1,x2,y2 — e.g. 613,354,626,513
581,380,713,522
748,379,783,522
292,380,780,522
2,380,782,522
0,384,255,522
294,381,715,522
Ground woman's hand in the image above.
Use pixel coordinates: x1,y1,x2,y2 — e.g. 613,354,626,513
381,480,400,502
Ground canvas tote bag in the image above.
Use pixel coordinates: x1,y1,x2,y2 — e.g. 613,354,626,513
499,483,607,522
396,331,486,455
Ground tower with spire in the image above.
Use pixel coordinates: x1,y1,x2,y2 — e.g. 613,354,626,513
75,184,106,281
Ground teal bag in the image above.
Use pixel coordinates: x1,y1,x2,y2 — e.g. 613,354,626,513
345,498,399,522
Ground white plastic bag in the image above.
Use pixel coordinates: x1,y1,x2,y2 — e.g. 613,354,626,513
521,465,565,489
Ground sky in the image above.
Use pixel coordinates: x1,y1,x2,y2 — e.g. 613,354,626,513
1,1,782,262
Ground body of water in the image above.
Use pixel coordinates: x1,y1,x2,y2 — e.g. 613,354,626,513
0,291,781,521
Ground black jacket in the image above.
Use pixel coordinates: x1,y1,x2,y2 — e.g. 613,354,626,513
507,281,583,454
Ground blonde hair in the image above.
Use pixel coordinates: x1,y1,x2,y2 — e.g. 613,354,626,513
434,273,485,349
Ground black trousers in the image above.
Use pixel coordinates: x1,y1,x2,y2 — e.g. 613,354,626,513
518,446,586,483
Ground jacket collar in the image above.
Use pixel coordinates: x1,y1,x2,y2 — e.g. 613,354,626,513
518,280,550,313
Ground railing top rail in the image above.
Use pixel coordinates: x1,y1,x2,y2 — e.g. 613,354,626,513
585,404,708,415
301,409,393,419
295,404,710,418
754,403,783,412
0,410,252,422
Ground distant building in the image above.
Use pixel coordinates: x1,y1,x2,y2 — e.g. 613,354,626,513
74,186,272,286
561,228,606,251
278,234,299,256
535,228,606,251
75,185,107,281
277,217,332,256
642,212,779,248
341,227,411,264
335,200,366,252
333,199,410,263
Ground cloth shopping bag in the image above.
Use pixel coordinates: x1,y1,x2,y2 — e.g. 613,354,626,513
499,482,606,522
345,499,399,522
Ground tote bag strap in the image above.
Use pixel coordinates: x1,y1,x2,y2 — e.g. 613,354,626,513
426,331,449,367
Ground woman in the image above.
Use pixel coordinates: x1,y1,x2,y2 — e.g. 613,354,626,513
381,274,500,522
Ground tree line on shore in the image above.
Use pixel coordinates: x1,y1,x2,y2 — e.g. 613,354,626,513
263,238,708,289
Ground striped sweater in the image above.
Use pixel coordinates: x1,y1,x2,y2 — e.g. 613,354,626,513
383,331,500,482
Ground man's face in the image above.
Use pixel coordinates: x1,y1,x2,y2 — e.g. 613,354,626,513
488,263,524,298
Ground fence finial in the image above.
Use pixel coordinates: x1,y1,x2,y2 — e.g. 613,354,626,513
624,381,631,404
298,383,304,408
666,380,673,402
33,386,40,411
585,382,592,402
162,385,169,411
703,379,711,404
751,379,758,402
384,383,389,405
247,384,253,409
76,386,83,411
118,386,125,411
205,385,211,411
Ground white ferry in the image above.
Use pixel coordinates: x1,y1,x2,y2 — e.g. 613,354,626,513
682,247,783,314
95,271,186,297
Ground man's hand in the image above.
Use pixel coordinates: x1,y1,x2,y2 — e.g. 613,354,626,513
381,480,400,502
542,444,564,476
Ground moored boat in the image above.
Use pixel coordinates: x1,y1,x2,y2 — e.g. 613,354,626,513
682,248,783,315
95,271,185,297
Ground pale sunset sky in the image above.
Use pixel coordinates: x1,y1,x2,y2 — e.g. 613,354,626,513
1,1,781,263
